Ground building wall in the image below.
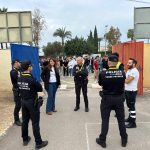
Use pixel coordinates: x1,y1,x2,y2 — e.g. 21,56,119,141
144,44,150,87
0,50,12,91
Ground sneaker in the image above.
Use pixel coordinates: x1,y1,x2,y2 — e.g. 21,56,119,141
35,141,48,149
14,120,22,126
96,138,106,148
23,136,31,146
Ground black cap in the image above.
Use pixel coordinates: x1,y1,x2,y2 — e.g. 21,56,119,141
12,59,20,65
21,60,32,71
108,55,118,62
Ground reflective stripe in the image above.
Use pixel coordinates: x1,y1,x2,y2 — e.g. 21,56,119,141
130,116,136,118
116,62,121,69
130,111,136,113
21,73,32,77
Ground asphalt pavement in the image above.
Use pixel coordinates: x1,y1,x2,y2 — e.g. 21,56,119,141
0,76,150,150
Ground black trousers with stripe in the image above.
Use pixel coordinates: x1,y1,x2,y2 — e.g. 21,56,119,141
125,90,137,123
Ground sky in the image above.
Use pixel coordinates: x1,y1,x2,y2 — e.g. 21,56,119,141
1,0,150,47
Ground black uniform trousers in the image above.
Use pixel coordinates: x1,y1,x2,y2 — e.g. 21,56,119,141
13,88,21,122
21,99,42,145
75,81,88,108
125,91,137,123
99,95,127,142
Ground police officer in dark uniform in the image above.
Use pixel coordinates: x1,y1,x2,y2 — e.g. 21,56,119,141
73,57,89,112
96,55,128,148
10,59,22,126
18,61,48,149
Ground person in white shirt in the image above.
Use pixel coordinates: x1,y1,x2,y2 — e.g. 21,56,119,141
125,58,139,128
41,58,61,115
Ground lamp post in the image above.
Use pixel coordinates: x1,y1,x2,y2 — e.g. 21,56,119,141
104,25,108,55
98,37,103,53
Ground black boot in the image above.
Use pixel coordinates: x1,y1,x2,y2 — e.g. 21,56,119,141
125,122,136,128
121,135,128,147
96,138,106,148
74,106,80,111
23,136,31,146
85,107,89,112
35,141,48,149
14,120,22,126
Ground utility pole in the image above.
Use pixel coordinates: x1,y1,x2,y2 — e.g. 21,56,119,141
104,25,108,55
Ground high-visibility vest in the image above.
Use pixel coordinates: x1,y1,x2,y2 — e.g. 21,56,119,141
116,62,121,69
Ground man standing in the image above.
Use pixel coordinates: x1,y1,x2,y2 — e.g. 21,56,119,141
10,59,22,126
73,57,89,112
96,55,128,148
18,61,48,149
125,58,139,128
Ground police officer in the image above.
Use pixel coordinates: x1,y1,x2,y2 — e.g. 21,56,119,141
18,61,48,149
112,52,124,70
10,59,22,126
96,55,128,148
73,57,89,112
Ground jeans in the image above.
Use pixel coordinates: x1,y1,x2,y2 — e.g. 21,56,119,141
46,83,57,113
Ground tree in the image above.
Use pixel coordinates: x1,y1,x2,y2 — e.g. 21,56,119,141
87,30,95,53
53,27,72,47
43,42,62,57
105,26,121,51
32,9,46,47
0,7,8,49
0,7,7,12
94,26,98,53
64,37,89,56
127,29,134,41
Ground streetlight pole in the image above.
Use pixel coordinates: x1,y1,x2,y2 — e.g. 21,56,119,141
104,25,108,55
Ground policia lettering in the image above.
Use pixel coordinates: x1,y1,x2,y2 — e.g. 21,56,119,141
73,62,89,112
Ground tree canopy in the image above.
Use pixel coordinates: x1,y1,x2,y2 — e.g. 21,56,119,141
106,26,121,51
53,27,72,47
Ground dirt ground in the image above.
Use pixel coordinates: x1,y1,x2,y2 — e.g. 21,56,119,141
0,91,14,136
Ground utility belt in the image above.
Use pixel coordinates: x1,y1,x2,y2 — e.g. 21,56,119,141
99,91,124,98
22,97,43,109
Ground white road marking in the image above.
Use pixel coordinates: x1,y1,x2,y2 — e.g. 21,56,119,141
85,121,150,150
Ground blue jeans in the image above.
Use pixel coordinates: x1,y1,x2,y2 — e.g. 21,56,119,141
46,83,57,113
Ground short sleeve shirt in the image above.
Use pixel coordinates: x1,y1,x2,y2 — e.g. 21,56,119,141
125,68,139,91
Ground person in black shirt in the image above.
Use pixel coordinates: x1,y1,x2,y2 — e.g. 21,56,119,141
73,57,89,112
102,55,109,70
18,61,48,149
96,55,128,148
10,59,22,126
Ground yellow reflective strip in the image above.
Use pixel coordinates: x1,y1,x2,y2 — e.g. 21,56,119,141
21,74,31,76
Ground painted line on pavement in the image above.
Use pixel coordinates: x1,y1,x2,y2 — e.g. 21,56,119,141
85,121,150,150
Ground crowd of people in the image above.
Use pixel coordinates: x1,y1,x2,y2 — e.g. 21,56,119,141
9,52,139,149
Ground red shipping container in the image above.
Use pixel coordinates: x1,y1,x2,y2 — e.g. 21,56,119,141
112,41,144,95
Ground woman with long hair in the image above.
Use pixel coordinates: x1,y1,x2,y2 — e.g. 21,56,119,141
41,58,61,115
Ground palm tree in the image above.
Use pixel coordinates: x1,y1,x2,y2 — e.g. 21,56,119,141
53,27,72,47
